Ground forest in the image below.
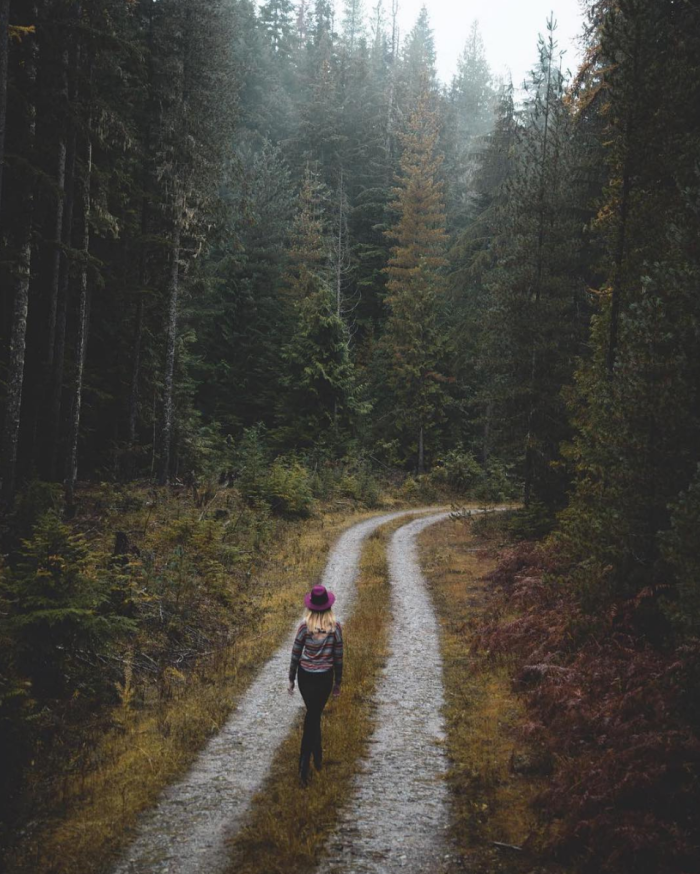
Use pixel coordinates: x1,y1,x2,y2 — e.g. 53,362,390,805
1,1,700,873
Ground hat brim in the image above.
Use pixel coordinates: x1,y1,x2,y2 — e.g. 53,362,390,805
304,590,336,611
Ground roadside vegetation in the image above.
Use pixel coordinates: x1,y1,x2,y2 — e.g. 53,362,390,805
422,511,700,874
420,513,568,874
0,467,400,874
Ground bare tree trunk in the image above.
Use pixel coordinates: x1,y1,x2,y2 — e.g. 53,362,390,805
47,126,76,479
1,221,33,503
64,132,92,513
0,0,10,219
418,425,424,475
0,11,37,504
47,23,80,479
126,0,155,476
46,41,70,368
158,221,181,485
128,295,144,445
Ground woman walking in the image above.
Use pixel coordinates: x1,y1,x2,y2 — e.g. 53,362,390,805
288,584,343,786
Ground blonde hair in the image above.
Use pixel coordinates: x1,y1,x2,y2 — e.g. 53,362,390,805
304,607,336,634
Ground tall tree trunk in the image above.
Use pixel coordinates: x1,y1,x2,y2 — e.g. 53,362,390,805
46,21,80,479
417,424,425,474
64,132,91,513
336,171,343,317
126,0,155,476
158,220,181,485
46,41,70,368
0,10,37,503
0,0,10,219
127,295,144,446
46,126,76,479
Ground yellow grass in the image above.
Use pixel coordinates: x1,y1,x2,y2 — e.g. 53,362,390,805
5,506,383,874
222,519,405,874
420,516,570,874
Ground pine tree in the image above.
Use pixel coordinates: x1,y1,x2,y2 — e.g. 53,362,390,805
557,0,700,607
276,165,357,449
378,84,448,471
477,18,589,508
443,21,494,231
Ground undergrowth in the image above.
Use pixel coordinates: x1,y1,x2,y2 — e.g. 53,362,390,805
0,485,383,874
420,516,567,874
477,542,700,874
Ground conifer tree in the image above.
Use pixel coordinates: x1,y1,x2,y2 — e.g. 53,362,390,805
379,84,448,471
276,166,357,450
443,21,494,231
478,19,588,508
557,0,700,606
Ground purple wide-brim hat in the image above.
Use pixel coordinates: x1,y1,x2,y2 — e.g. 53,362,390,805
304,584,335,611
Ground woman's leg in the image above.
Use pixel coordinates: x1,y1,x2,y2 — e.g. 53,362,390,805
297,668,333,781
311,670,333,769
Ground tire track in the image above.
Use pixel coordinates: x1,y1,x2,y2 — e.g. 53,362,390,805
110,509,434,874
321,509,495,873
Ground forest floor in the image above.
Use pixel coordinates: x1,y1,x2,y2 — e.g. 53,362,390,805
6,500,573,874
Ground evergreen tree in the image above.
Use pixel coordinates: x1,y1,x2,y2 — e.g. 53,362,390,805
478,19,589,508
378,85,448,471
557,0,700,606
443,21,494,231
276,166,357,449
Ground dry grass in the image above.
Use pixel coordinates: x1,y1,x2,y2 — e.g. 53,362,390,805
222,519,404,874
5,506,382,874
420,516,571,874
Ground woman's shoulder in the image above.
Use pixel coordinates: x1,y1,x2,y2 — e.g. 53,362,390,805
297,621,308,634
334,621,342,635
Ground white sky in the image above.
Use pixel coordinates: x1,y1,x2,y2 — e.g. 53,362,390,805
396,0,586,87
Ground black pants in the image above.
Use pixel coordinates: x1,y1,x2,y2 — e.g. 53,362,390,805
297,666,333,762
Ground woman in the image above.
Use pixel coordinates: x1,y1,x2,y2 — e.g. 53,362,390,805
288,584,343,786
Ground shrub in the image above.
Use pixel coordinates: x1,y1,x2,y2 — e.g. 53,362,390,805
235,425,271,503
263,459,314,518
430,448,484,492
5,513,135,702
431,449,520,502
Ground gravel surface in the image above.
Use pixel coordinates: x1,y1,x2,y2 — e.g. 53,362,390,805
320,511,471,874
109,509,432,874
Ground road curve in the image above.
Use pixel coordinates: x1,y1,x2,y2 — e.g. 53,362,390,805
110,508,435,874
321,510,480,874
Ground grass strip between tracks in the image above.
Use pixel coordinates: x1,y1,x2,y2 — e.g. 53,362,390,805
223,518,406,874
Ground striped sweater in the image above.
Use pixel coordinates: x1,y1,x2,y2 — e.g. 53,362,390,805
289,621,343,686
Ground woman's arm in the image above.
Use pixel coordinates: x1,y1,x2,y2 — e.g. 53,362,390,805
332,622,343,693
289,622,306,685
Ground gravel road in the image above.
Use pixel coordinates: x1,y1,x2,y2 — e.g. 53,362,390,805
109,509,431,874
320,510,464,874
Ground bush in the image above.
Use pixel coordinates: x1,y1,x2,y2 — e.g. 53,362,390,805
506,500,556,540
4,512,135,702
430,449,484,492
235,425,271,503
263,459,314,518
430,449,520,502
